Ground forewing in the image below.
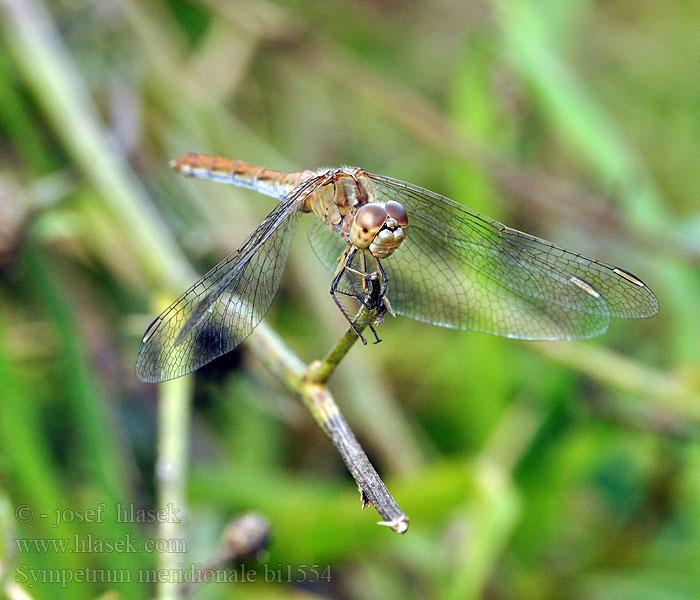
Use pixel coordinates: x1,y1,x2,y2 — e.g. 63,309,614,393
377,220,610,339
310,173,658,341
136,177,322,382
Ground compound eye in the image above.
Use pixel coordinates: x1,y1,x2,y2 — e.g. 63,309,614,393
350,204,388,249
385,201,408,227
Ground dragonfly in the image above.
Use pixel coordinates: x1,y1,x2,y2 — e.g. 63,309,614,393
135,153,659,383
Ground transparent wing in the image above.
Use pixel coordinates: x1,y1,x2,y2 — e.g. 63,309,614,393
309,174,658,341
136,177,322,382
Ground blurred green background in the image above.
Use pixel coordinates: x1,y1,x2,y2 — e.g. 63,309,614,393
1,0,699,598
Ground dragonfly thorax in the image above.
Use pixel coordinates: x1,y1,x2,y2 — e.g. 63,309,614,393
304,168,372,225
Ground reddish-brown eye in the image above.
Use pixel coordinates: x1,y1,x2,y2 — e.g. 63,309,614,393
350,204,388,249
356,204,387,231
385,201,408,226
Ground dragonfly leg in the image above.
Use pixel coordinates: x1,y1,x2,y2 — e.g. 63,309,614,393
342,253,376,310
337,249,379,310
367,271,385,310
329,249,392,344
342,268,373,309
367,269,390,343
367,281,384,343
359,268,386,344
375,259,395,318
368,323,382,344
334,288,373,312
330,285,368,344
330,248,368,344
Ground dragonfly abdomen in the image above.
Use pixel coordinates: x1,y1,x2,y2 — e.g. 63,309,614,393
170,153,314,200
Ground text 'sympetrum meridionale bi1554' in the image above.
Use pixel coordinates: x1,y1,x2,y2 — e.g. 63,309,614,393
135,154,659,383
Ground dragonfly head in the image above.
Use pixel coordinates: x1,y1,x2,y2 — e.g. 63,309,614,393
350,201,408,258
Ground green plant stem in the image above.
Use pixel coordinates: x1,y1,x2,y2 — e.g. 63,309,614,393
250,309,409,533
156,377,193,600
305,305,378,385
